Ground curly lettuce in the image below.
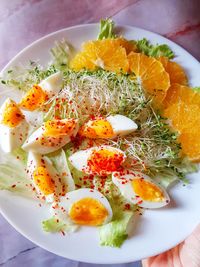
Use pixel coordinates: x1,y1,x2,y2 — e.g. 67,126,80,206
137,38,174,59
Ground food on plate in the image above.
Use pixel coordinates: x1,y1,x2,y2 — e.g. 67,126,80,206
22,118,79,154
112,170,169,208
51,188,113,226
69,146,126,175
19,72,63,111
0,19,199,248
0,98,29,152
79,114,137,139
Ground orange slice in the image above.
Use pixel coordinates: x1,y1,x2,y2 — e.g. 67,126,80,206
178,131,200,162
115,38,137,55
158,57,188,85
70,39,129,73
163,101,200,133
128,52,170,104
163,83,200,108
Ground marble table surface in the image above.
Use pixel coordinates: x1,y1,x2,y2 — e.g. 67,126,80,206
0,0,200,266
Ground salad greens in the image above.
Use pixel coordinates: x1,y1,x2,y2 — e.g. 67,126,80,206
99,210,133,247
97,18,116,40
136,38,174,59
42,216,78,233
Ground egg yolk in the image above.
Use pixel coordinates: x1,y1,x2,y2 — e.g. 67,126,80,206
132,178,164,202
69,197,108,226
43,119,76,137
1,101,24,127
79,119,114,139
88,149,124,174
19,85,47,111
33,166,55,196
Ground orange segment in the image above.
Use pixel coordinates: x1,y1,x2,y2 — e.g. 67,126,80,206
33,166,55,196
164,101,200,133
178,131,200,162
19,85,47,111
163,83,200,108
70,39,129,73
1,99,24,127
115,38,137,54
43,119,77,137
158,57,188,85
128,52,170,104
163,100,200,161
69,197,108,226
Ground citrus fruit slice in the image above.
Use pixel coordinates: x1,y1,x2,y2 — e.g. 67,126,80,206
178,131,200,162
158,57,188,85
163,101,200,133
128,52,170,104
163,83,200,108
70,39,129,73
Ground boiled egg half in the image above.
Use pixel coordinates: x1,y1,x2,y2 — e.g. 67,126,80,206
79,114,137,139
112,170,170,209
0,98,29,153
19,71,63,111
69,145,126,176
22,118,79,154
51,188,113,226
27,151,75,202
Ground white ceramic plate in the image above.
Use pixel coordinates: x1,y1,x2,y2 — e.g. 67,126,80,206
0,24,200,264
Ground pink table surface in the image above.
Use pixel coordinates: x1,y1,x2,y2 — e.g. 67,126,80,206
0,0,200,266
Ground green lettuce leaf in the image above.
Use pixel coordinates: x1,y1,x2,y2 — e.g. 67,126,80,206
99,211,133,248
137,38,174,59
193,87,200,92
48,149,75,191
97,18,116,40
42,217,78,233
0,151,36,198
50,39,73,69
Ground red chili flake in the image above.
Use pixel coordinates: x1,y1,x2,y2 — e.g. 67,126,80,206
124,203,131,210
89,189,94,192
137,200,143,204
61,230,65,236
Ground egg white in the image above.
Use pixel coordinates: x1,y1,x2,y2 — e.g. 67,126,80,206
39,71,63,97
112,171,170,209
107,114,138,137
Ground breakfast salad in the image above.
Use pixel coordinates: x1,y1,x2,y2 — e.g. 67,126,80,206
0,19,199,248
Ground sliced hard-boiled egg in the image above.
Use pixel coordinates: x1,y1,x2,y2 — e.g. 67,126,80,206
38,71,63,97
69,145,126,176
19,72,63,111
0,98,29,153
22,118,79,154
112,170,170,209
79,114,137,139
51,188,113,226
27,151,74,202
